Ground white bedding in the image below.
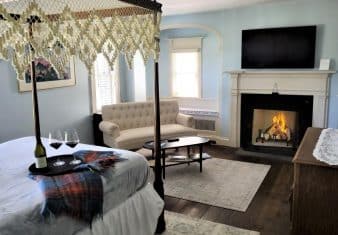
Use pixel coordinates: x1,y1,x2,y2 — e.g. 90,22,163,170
0,137,164,235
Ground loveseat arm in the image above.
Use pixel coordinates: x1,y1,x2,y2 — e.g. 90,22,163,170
176,113,195,128
99,121,120,138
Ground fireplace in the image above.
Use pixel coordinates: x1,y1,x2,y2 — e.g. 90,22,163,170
227,70,333,150
241,94,313,155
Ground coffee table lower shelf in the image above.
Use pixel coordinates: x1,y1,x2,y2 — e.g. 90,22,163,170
148,153,211,168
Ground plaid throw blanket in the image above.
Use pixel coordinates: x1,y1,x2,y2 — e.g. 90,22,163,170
74,150,123,172
34,150,123,224
38,171,102,224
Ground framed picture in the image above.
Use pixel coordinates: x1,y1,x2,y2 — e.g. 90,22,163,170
18,57,76,92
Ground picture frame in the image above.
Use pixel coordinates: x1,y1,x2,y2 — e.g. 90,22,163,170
18,57,76,92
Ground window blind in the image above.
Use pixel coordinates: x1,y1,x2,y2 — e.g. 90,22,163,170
92,54,120,113
170,37,202,98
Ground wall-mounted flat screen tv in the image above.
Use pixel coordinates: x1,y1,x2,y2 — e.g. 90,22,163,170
241,26,316,69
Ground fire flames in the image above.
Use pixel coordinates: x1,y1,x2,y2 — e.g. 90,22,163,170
272,112,287,134
266,112,291,141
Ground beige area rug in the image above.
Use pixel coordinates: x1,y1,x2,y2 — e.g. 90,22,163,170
163,211,260,235
162,158,270,212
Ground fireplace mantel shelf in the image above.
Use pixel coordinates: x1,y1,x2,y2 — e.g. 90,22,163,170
225,69,336,75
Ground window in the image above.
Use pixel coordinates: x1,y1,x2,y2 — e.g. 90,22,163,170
133,51,146,102
92,54,120,113
170,37,202,98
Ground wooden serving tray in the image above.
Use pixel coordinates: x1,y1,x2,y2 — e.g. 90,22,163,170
28,154,83,176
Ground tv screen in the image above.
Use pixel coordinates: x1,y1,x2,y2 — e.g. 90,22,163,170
241,26,316,69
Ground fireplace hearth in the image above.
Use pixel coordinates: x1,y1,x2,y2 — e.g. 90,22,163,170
241,94,313,155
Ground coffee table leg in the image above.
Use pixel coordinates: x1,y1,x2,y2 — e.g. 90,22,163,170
162,149,166,179
199,145,203,172
187,146,190,165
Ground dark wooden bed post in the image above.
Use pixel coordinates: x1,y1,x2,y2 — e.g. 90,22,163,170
152,7,166,233
153,60,166,233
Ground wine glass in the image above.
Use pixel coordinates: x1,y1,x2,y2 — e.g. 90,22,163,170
49,130,65,167
65,129,81,165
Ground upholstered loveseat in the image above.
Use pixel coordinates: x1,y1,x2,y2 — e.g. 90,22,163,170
99,100,197,149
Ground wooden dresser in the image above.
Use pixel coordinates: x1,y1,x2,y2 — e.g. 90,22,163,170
292,127,338,235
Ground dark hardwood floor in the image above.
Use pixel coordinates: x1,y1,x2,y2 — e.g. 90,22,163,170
164,145,293,235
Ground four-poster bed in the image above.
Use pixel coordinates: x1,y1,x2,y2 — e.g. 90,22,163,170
0,0,165,233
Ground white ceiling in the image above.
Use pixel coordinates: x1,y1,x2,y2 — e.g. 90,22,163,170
161,0,290,15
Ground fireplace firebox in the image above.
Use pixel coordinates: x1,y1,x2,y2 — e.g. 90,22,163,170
241,94,313,155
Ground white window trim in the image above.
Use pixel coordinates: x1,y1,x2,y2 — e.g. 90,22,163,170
169,37,203,98
91,57,120,114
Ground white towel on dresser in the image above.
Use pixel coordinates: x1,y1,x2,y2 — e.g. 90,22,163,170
313,128,338,165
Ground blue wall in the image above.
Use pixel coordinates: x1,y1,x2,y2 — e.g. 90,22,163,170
160,0,338,136
119,56,135,102
137,29,222,101
154,28,222,99
120,56,152,102
0,58,93,144
1,0,338,144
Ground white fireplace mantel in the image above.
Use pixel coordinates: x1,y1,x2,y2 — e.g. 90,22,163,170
227,69,336,148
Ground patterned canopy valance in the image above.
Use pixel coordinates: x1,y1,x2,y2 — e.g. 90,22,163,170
0,0,161,79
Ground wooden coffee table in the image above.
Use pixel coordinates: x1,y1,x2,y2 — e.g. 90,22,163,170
143,136,210,179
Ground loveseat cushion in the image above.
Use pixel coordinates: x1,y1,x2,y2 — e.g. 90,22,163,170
101,100,179,130
115,124,197,150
